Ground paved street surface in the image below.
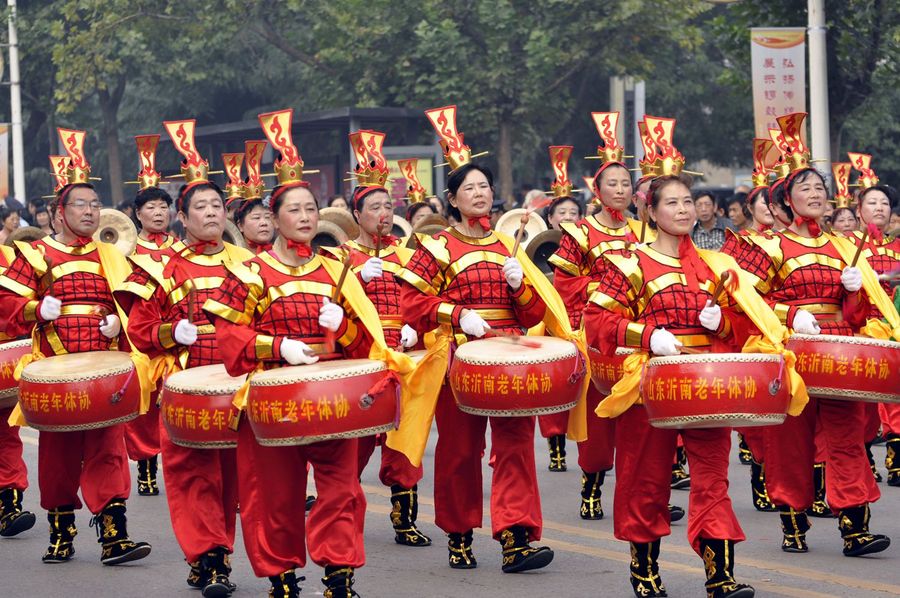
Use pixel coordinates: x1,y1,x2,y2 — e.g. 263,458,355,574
1,425,899,597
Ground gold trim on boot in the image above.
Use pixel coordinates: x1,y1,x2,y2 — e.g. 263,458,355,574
322,565,359,598
885,436,900,487
580,470,605,520
448,530,477,569
390,484,432,546
499,525,554,573
42,506,77,564
629,540,667,597
838,504,891,557
0,488,36,537
700,538,755,598
548,434,567,472
808,463,834,518
779,506,810,553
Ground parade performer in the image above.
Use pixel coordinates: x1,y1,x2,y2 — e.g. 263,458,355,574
236,140,274,254
204,107,405,598
0,129,151,565
125,134,175,496
723,113,895,557
114,120,253,596
392,105,583,573
222,151,246,221
322,129,431,547
583,117,778,598
0,243,35,538
843,155,900,487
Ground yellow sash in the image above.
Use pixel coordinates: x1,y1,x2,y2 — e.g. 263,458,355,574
829,235,900,340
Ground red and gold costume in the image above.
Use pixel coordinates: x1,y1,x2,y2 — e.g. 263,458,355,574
0,245,28,502
134,233,176,257
583,245,748,553
398,227,548,539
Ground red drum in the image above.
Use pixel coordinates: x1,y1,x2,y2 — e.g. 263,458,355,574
449,336,585,417
787,334,900,403
0,340,31,410
161,364,244,449
247,359,396,446
641,353,790,429
18,351,140,431
588,346,635,395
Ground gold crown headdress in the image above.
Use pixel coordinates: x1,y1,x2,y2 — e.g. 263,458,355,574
349,130,389,187
222,152,245,204
425,105,486,171
644,116,685,177
637,120,659,178
848,152,879,191
767,128,792,181
776,112,810,173
548,145,574,199
134,134,161,191
750,138,775,189
242,140,267,200
589,112,625,165
398,158,428,203
49,155,69,193
831,162,854,209
258,109,306,188
57,128,92,186
163,119,209,187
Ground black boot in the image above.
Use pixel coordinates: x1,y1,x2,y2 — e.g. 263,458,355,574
866,442,883,483
0,488,36,537
671,446,691,490
91,499,152,565
268,570,303,598
136,456,160,496
548,434,567,472
838,504,891,557
700,538,755,598
749,461,776,512
199,547,236,597
306,495,317,511
448,530,477,569
322,565,359,598
499,525,554,573
629,540,667,597
808,463,834,518
580,470,605,520
886,435,900,487
42,506,77,563
668,504,685,523
390,484,431,546
737,434,752,465
778,506,810,553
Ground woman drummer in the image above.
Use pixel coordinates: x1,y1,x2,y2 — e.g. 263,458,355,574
723,114,890,558
236,140,275,254
396,105,554,574
583,158,755,598
204,109,372,598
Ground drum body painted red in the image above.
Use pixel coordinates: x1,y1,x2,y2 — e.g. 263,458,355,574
161,364,243,449
0,339,30,409
588,346,634,396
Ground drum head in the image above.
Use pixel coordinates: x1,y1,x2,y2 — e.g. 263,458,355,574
21,351,133,381
453,336,576,365
251,359,386,386
165,364,246,393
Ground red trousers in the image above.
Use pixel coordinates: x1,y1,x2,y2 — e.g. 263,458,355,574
0,407,27,490
613,406,744,554
124,395,160,461
741,428,765,463
864,403,881,443
538,387,616,475
159,420,237,563
537,411,567,438
356,435,423,489
764,396,879,512
37,424,130,513
237,423,366,578
881,403,900,436
433,385,543,541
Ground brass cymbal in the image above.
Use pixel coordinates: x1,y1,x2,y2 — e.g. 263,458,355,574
223,220,247,249
525,229,562,278
412,213,449,231
319,207,359,240
391,214,412,239
312,219,349,251
5,226,46,247
405,224,446,249
495,208,548,249
93,208,137,256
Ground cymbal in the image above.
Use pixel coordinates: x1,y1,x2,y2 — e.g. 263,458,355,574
5,226,46,247
525,229,562,278
412,213,449,231
391,214,412,239
495,208,548,249
223,220,247,249
319,207,359,240
405,224,446,249
93,209,137,256
313,219,349,251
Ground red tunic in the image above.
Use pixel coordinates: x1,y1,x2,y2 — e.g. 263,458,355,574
135,233,176,259
848,230,899,314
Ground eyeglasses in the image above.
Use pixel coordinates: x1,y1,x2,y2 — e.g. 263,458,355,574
67,200,102,210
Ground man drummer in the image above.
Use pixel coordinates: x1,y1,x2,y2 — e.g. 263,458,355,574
0,129,151,565
115,121,253,596
126,135,176,497
0,244,35,538
322,130,431,547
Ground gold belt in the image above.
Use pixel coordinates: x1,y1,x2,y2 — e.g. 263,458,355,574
796,303,841,322
672,333,713,348
196,324,216,335
380,316,403,330
59,305,107,316
473,308,516,321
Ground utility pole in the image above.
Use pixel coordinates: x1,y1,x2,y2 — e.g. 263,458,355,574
807,0,831,170
7,0,25,201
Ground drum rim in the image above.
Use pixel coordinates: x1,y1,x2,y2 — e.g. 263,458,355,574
162,387,242,397
169,438,238,449
456,399,579,418
163,364,246,392
250,360,387,386
646,352,783,367
788,333,900,348
588,346,636,357
254,422,394,446
453,342,577,366
0,339,32,351
804,386,900,404
0,388,17,400
648,412,787,428
24,411,139,432
20,351,134,382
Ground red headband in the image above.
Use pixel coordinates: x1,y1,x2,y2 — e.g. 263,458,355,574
352,185,388,212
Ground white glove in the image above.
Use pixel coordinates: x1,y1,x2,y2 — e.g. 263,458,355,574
792,309,821,335
39,296,61,321
460,310,490,338
841,266,863,292
318,297,345,332
400,324,419,348
698,301,722,332
360,257,383,283
281,338,319,365
99,314,121,339
502,257,524,291
173,319,198,346
650,328,683,356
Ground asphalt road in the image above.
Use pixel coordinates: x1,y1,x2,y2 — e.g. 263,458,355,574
1,425,898,597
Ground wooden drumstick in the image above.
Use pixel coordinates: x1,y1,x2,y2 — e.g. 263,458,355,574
484,328,542,349
187,289,197,324
375,217,387,257
851,230,868,267
679,346,706,355
709,271,731,305
331,253,353,303
92,305,111,327
510,212,530,257
43,255,56,296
